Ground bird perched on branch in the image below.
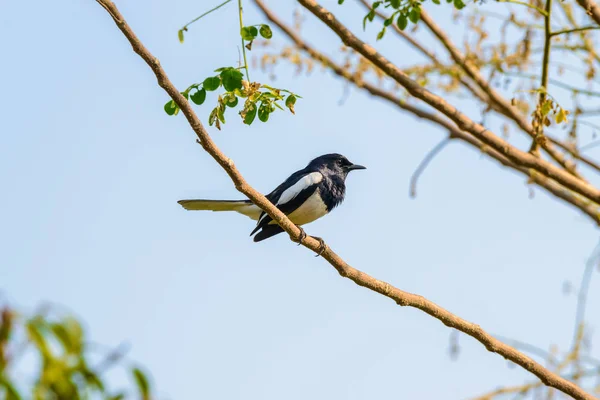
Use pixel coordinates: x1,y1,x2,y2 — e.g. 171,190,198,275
178,153,366,249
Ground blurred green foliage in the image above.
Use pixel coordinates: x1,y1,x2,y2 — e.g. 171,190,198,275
0,304,153,400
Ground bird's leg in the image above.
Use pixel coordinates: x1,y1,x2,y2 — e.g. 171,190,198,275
295,225,307,246
311,236,327,257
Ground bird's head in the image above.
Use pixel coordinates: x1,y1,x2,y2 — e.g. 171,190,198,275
308,153,366,179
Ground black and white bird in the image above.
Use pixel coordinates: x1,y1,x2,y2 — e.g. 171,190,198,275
178,153,365,243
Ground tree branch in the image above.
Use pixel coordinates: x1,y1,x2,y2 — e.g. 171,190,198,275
576,0,600,26
95,1,597,399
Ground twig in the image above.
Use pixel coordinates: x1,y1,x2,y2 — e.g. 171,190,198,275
531,0,553,155
237,0,251,81
181,0,233,31
95,1,597,399
505,72,600,98
409,139,450,198
572,241,600,350
546,136,600,174
550,25,600,36
496,0,549,16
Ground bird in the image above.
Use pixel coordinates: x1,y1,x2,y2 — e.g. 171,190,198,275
178,153,365,248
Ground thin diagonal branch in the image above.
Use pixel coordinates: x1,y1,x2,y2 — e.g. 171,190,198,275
252,0,600,226
409,139,450,198
96,1,597,399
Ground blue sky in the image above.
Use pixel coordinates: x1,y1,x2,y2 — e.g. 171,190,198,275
1,0,599,398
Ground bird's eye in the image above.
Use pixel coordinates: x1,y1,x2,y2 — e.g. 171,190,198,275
336,159,343,166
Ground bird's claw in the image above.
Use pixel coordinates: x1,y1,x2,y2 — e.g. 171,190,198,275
295,226,307,246
295,227,327,257
312,236,327,257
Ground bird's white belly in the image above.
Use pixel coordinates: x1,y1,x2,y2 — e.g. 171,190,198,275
272,190,329,226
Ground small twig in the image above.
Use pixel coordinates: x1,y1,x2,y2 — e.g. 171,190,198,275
237,0,251,81
550,25,600,36
181,0,233,31
409,138,451,198
505,72,600,97
496,0,549,16
531,0,553,155
572,241,600,351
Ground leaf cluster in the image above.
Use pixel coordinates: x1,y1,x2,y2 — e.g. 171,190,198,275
164,66,299,130
357,0,465,40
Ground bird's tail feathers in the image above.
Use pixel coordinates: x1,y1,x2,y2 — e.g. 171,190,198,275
177,199,261,220
253,224,284,242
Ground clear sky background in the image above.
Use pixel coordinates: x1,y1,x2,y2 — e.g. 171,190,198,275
1,0,599,398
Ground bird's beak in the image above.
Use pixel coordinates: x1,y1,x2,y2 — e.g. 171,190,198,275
347,164,366,171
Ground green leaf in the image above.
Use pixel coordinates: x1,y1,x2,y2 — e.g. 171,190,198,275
132,368,150,400
453,0,466,9
555,108,568,124
397,14,408,30
409,7,421,24
338,0,345,3
432,0,441,4
178,29,184,43
217,104,226,123
541,100,552,116
241,26,258,40
258,103,270,123
203,76,221,91
259,24,273,39
377,27,386,40
164,100,179,116
81,368,105,392
226,96,239,108
285,94,296,114
384,16,393,26
26,319,50,359
390,0,401,7
191,88,207,105
220,68,243,92
244,103,257,125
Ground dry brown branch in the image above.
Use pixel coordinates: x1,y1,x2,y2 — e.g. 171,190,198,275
547,136,600,173
252,0,600,225
576,0,600,26
95,1,597,398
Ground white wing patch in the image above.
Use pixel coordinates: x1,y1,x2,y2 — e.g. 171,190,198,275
277,172,323,206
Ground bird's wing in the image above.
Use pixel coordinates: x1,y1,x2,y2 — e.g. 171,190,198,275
251,171,323,235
